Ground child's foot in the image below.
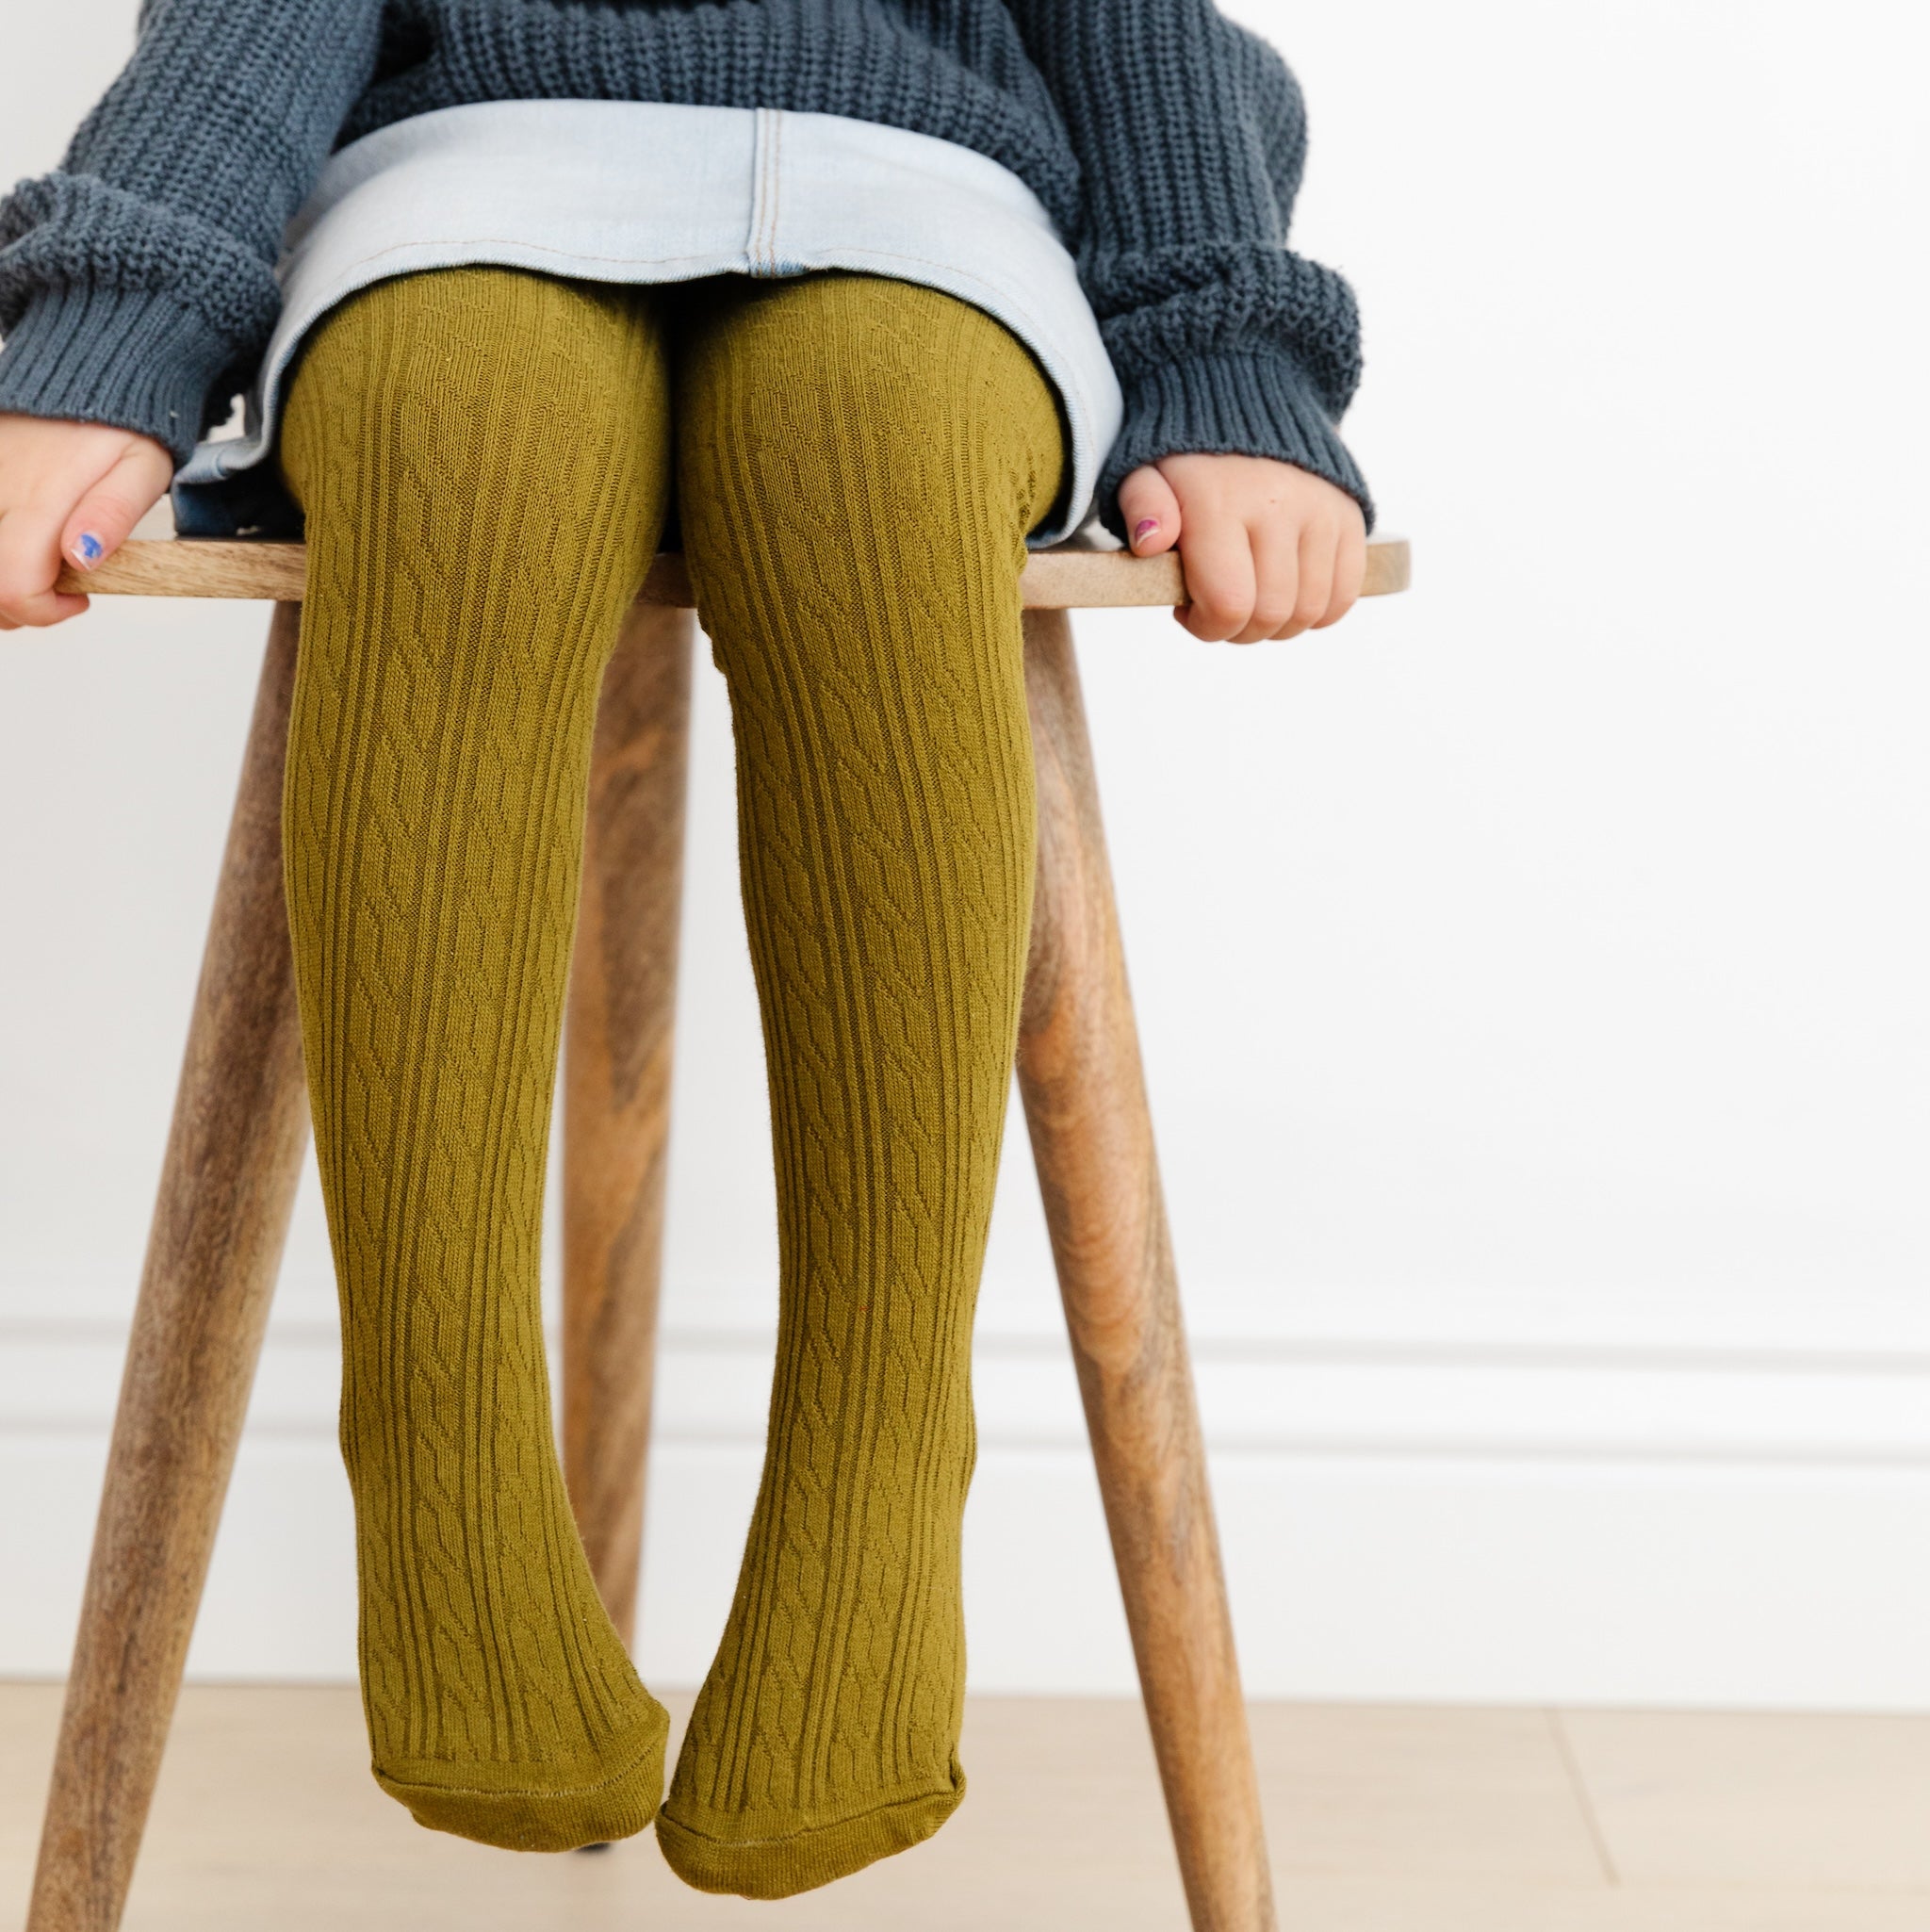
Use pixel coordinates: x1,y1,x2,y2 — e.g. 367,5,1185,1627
654,1413,974,1895
371,1676,668,1854
656,1760,964,1897
356,1450,671,1854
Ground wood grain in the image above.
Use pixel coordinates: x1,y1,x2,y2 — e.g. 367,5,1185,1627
57,535,1411,608
27,606,312,1932
1015,607,1275,1932
55,541,311,602
561,605,695,1647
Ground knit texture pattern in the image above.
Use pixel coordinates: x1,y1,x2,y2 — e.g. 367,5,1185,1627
276,258,1055,1887
0,0,1368,532
655,270,1061,1896
278,266,674,1853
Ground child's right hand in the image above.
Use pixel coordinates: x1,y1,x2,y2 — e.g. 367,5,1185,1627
0,414,174,630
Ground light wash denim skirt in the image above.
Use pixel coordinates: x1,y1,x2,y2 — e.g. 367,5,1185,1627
173,100,1124,548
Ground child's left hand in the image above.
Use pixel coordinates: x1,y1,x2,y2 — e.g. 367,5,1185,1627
1119,454,1366,644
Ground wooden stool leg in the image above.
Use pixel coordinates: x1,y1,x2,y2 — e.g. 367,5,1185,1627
562,603,695,1647
1016,610,1275,1932
28,604,312,1932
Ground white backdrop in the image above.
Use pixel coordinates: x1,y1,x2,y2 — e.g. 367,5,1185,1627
3,2,1928,1707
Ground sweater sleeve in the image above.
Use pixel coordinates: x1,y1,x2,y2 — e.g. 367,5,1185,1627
0,0,384,463
1006,0,1371,537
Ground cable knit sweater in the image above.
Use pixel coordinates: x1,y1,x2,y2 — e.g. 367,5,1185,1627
0,0,1370,537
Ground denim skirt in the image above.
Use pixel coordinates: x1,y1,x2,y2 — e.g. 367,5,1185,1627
172,99,1124,548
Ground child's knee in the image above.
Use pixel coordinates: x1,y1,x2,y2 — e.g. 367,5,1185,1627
280,268,669,520
680,272,1067,556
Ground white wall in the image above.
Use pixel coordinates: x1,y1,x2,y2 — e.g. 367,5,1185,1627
3,1,1928,1708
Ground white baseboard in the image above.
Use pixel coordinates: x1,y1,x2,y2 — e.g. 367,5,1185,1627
5,1303,1929,1707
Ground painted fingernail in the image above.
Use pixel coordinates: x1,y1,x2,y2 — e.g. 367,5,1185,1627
73,532,105,567
1133,517,1160,546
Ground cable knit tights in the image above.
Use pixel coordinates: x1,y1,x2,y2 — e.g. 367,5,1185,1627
278,265,1063,1890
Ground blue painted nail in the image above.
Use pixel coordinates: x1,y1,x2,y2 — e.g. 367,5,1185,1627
74,532,104,566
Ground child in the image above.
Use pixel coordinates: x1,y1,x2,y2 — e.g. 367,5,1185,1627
0,0,1370,1899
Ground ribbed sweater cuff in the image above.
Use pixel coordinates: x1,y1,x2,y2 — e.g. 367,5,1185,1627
0,282,237,465
1098,349,1374,541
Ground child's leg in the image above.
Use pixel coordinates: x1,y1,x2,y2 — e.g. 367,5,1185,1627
658,272,1065,1896
278,267,673,1852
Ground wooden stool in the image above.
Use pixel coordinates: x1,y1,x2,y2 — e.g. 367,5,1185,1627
29,532,1411,1932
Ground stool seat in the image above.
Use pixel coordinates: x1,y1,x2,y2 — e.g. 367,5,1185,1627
29,528,1409,1932
57,532,1413,607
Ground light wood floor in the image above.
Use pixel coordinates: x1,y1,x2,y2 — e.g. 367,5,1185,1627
3,1683,1928,1929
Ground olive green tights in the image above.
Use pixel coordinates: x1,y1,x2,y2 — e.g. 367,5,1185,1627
278,266,1062,1892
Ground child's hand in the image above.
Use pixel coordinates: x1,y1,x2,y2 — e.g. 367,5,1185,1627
1119,453,1366,644
0,414,174,630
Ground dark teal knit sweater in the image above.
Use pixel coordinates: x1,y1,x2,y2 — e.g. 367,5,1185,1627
0,0,1369,537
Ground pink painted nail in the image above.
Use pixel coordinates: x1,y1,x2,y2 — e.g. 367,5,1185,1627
1133,517,1160,547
